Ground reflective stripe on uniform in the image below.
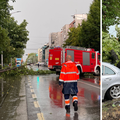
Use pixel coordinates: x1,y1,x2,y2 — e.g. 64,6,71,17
64,80,77,83
73,96,78,102
61,72,78,74
61,72,66,74
65,99,70,105
59,79,64,82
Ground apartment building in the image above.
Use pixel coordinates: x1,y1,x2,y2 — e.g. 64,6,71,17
72,14,87,27
61,24,69,46
49,14,87,48
49,32,62,47
45,43,49,62
38,48,42,62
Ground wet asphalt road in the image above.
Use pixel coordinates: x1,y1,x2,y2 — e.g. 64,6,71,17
26,74,100,120
27,65,49,71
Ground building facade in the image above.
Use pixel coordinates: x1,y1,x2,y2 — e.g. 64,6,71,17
61,24,69,46
72,14,87,27
38,48,42,62
45,43,49,63
48,14,87,54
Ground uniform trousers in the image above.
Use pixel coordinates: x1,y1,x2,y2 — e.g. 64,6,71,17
64,94,78,109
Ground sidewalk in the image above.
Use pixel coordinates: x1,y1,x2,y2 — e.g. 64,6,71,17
0,76,28,120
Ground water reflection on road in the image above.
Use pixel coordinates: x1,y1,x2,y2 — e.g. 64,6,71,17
30,74,100,120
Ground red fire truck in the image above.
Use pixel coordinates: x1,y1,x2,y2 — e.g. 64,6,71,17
48,46,100,76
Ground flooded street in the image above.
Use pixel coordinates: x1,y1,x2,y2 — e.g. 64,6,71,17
26,74,100,120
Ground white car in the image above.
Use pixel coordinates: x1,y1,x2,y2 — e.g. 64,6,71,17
102,62,120,100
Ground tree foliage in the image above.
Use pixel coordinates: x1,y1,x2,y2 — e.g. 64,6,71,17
102,0,120,32
63,0,100,52
0,0,29,64
63,25,81,47
102,31,120,66
26,53,38,64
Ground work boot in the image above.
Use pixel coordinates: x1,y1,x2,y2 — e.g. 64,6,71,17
73,101,78,111
65,106,70,113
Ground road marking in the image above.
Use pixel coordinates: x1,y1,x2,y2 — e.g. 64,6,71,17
31,89,34,93
37,113,44,120
32,94,37,98
78,81,100,89
34,101,40,108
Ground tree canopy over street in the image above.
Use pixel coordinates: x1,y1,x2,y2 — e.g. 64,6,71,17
63,0,100,52
0,0,29,65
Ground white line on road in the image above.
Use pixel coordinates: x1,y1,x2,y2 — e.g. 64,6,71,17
78,80,100,89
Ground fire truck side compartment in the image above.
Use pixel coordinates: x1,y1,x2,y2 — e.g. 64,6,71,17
67,50,74,62
83,52,90,65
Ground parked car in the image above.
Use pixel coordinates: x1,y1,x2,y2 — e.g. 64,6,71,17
102,62,120,100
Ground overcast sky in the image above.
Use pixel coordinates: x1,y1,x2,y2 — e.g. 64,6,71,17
9,0,93,61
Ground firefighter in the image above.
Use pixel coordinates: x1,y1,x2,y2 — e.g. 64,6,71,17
59,55,79,113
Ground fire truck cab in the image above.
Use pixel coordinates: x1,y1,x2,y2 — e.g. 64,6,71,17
48,46,100,76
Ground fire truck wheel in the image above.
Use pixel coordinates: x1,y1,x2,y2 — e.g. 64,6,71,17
94,68,100,76
56,71,60,75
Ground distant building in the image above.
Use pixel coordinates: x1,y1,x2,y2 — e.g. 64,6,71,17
45,43,49,63
61,24,69,46
49,32,62,48
49,14,87,48
41,44,48,62
49,32,57,47
38,48,42,62
72,14,87,27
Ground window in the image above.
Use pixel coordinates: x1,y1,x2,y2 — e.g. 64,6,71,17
92,53,95,59
103,66,115,75
98,55,100,60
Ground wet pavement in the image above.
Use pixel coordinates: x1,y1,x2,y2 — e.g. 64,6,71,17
27,65,49,71
26,74,100,120
0,71,100,120
0,76,27,120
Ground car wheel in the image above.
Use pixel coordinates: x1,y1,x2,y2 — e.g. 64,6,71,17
106,85,120,100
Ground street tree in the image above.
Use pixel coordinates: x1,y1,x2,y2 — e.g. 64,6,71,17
0,0,29,65
63,0,100,52
80,0,100,51
102,31,120,66
63,25,81,47
102,0,120,32
26,53,38,64
115,25,120,42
